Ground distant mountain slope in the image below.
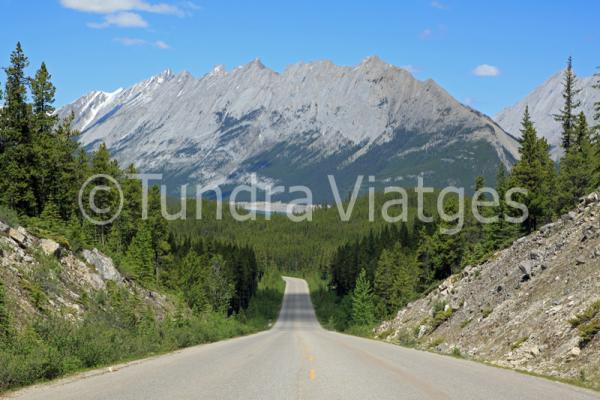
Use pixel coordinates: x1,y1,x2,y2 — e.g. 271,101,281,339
495,71,600,158
59,57,519,201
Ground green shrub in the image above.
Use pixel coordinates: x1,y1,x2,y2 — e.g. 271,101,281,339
578,321,600,347
0,205,20,227
428,337,444,348
569,300,600,347
511,336,529,350
570,300,600,328
451,347,462,358
460,318,472,329
430,301,453,331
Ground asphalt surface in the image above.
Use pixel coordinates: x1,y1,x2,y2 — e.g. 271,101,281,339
5,277,599,400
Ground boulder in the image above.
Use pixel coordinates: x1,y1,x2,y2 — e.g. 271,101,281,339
519,260,534,280
417,325,429,339
8,228,27,247
539,222,556,236
81,248,123,282
575,256,586,265
570,347,581,357
39,238,61,257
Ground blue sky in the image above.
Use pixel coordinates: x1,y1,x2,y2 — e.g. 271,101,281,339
0,0,598,115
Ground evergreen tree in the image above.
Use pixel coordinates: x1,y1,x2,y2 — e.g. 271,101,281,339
553,56,581,151
0,42,36,214
374,248,396,309
558,112,594,212
124,222,155,282
351,269,375,326
511,107,556,232
388,244,418,310
486,164,520,248
88,143,122,244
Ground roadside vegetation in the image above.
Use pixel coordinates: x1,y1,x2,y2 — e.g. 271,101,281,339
0,43,285,393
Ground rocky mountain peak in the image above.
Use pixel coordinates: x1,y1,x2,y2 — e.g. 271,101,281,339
58,57,519,200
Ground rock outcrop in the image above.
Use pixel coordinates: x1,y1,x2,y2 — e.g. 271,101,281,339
377,191,600,387
0,222,174,326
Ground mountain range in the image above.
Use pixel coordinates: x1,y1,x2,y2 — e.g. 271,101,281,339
59,56,520,201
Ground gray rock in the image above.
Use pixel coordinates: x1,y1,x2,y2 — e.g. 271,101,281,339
39,238,61,257
530,250,544,261
570,347,581,357
8,228,27,247
0,221,9,235
539,222,556,235
563,211,577,222
81,248,123,282
519,260,534,278
575,256,586,265
584,192,599,204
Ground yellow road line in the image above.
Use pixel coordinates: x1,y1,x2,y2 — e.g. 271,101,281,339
309,369,316,381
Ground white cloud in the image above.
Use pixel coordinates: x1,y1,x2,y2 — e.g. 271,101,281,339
115,37,147,46
114,37,170,49
60,0,183,16
154,40,170,49
420,28,433,40
88,11,149,28
431,1,447,9
472,64,501,77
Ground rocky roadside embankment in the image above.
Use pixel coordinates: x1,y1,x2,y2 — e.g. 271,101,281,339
376,192,600,388
0,221,174,329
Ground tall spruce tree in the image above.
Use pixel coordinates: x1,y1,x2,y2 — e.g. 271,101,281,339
351,269,375,326
124,222,155,282
558,112,594,212
30,62,60,214
511,107,556,232
553,56,581,151
0,42,36,214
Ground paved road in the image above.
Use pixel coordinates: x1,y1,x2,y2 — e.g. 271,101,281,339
6,277,599,400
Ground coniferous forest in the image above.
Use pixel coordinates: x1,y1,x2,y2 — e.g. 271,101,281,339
0,43,281,390
0,42,599,390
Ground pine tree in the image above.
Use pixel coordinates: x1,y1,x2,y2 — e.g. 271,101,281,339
374,248,396,309
486,164,520,248
0,42,36,214
88,143,122,244
511,107,557,232
553,56,581,151
388,244,418,309
124,222,155,282
558,112,594,212
351,269,375,326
